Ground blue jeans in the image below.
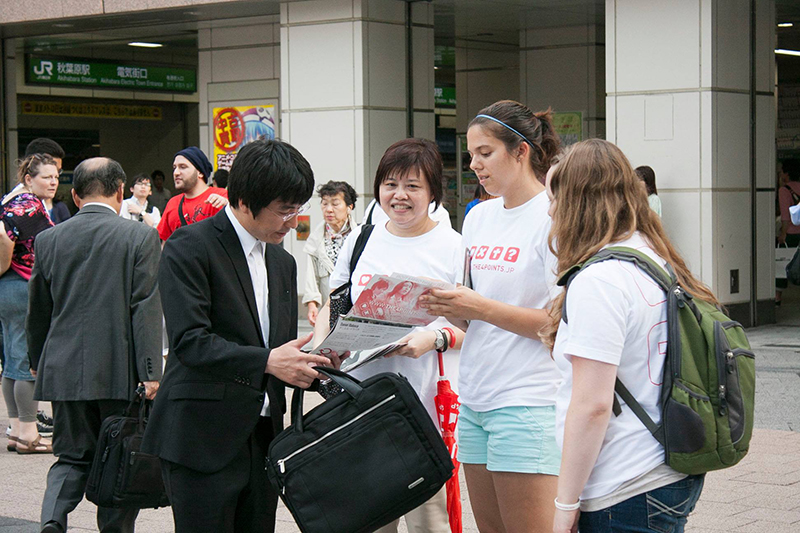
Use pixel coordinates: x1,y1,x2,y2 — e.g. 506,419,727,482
579,475,705,533
0,271,33,381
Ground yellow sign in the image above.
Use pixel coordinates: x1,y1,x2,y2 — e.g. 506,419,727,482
212,105,275,170
552,112,582,146
20,100,162,120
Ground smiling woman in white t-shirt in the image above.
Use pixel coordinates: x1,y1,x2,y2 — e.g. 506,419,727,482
313,138,464,533
423,100,563,533
542,139,716,533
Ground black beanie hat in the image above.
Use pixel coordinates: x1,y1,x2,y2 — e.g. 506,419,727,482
175,146,213,182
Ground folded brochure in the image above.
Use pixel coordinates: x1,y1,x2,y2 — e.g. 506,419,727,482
312,273,454,372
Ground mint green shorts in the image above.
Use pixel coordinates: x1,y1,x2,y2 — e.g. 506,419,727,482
457,404,561,475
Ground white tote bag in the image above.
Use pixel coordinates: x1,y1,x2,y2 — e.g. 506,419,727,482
776,244,794,280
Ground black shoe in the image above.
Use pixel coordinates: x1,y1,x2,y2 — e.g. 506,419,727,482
40,521,64,533
37,411,54,426
37,422,53,436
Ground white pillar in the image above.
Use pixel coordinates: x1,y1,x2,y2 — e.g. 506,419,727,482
520,24,605,140
607,0,776,325
280,0,434,216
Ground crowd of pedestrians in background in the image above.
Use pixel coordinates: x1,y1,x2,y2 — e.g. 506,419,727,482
0,98,725,533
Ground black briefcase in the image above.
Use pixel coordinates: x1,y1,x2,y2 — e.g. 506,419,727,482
85,387,170,509
267,368,454,533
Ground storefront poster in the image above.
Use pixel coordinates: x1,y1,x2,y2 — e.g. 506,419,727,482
212,105,276,171
552,112,583,146
295,215,311,241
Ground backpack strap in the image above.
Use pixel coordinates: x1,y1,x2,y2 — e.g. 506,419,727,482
784,185,800,205
348,224,374,282
557,246,674,444
364,201,377,226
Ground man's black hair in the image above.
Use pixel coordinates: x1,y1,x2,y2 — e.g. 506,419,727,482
213,169,229,189
25,138,65,159
131,173,151,186
227,139,314,215
74,158,126,199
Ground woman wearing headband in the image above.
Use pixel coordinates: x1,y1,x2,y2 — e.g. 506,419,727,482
423,100,562,533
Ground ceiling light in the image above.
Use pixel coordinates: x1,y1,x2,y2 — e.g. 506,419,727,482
52,23,73,28
776,49,800,57
128,42,163,48
778,22,793,28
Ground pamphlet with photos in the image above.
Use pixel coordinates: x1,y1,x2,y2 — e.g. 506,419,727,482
311,273,455,372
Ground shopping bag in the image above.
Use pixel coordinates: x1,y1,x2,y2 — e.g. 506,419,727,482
776,244,794,280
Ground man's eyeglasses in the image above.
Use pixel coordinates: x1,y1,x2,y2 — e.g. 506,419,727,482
268,202,310,222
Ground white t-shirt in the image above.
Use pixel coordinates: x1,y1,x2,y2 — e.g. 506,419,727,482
553,232,679,500
362,198,452,229
329,220,462,423
457,194,560,411
119,197,161,226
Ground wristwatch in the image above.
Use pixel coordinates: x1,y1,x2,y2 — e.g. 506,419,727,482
433,329,447,352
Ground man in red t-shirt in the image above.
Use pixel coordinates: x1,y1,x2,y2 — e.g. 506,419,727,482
158,147,228,240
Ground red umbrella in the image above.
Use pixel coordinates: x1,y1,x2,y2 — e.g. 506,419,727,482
435,350,462,533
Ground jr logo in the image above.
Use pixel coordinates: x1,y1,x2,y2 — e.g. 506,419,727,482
33,61,53,77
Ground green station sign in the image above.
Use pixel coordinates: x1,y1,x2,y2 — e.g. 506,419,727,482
434,86,456,108
26,55,197,93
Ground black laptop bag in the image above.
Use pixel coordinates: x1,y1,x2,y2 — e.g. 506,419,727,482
85,387,170,509
267,368,454,533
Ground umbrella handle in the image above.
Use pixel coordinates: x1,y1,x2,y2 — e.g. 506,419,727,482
437,349,445,377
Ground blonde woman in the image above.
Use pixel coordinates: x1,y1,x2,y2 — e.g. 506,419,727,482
543,139,709,533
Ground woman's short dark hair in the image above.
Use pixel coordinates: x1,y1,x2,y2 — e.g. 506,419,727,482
227,138,314,215
635,165,658,195
373,138,444,209
469,100,561,182
317,180,357,207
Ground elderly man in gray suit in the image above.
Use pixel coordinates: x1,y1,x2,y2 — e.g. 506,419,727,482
27,157,162,533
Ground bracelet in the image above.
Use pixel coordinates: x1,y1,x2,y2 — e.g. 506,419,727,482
442,327,456,349
554,497,581,512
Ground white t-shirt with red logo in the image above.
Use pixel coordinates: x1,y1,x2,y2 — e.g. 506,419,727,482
458,194,560,411
553,233,678,500
329,220,463,423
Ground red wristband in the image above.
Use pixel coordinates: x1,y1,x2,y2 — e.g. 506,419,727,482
442,327,456,349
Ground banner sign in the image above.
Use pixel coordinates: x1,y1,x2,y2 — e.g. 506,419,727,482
552,112,583,146
20,100,162,120
434,86,456,108
27,55,196,93
212,105,276,170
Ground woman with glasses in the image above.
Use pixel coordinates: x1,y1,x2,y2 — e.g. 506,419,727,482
302,181,358,326
0,154,59,454
120,173,162,228
313,138,465,533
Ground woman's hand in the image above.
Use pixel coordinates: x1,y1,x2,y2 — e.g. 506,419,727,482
387,330,437,359
553,509,579,533
307,302,319,326
421,286,486,322
206,193,228,209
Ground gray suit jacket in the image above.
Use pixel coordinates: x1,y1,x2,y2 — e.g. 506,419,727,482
27,204,162,401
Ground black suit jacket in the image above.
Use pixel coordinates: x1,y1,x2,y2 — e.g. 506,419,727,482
141,210,298,473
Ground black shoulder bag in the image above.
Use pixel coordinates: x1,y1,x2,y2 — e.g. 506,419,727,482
328,224,374,330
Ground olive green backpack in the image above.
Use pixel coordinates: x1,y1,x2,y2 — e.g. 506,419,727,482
559,247,755,475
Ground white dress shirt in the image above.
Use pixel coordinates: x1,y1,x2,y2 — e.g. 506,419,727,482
225,206,271,415
84,202,119,213
119,197,161,226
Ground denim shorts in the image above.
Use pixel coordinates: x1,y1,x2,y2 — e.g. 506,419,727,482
0,271,34,381
457,404,560,475
579,475,705,533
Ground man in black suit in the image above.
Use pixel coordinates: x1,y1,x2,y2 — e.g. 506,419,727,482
141,139,333,533
28,157,162,533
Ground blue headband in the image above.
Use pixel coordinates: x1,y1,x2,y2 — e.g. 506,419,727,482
475,114,535,149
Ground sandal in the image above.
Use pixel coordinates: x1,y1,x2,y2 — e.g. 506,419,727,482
15,435,53,454
7,436,18,452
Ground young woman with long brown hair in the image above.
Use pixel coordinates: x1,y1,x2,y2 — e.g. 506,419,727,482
423,100,562,533
543,139,710,533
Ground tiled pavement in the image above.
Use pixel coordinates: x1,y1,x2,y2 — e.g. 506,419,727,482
1,314,799,532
